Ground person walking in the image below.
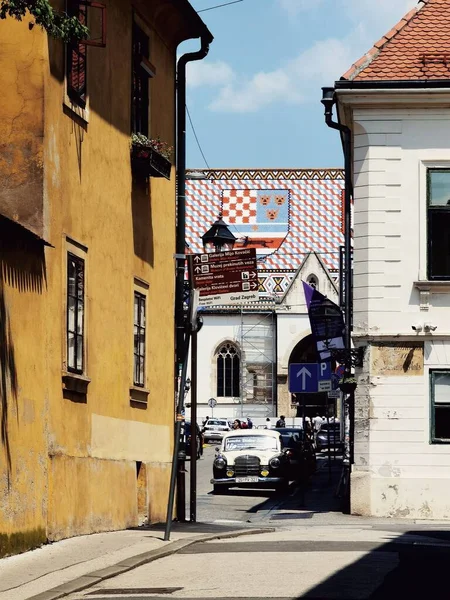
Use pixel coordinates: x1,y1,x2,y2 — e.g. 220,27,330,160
246,416,253,429
232,419,242,430
265,417,272,429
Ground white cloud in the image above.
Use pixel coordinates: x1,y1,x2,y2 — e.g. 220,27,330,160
192,0,419,114
186,60,235,88
209,37,354,113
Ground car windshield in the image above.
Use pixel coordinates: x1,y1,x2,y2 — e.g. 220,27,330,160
224,435,278,451
207,420,227,426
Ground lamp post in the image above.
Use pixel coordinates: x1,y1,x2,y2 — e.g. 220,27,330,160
201,213,237,253
189,214,236,523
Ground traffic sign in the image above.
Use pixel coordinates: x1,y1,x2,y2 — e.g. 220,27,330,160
188,249,258,306
288,362,332,393
208,397,217,408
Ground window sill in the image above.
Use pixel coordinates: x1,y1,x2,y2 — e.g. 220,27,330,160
130,386,149,406
414,281,450,292
62,372,91,394
413,280,450,311
63,94,89,126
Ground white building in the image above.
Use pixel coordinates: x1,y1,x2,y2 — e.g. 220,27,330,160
185,252,340,424
334,0,450,519
184,168,344,423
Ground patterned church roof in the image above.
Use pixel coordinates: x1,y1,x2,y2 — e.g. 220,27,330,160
186,169,344,297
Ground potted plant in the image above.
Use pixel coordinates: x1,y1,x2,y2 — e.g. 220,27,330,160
131,133,173,180
338,375,357,394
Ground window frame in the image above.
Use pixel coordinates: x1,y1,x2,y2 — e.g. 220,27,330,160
430,368,450,444
133,290,146,388
427,168,450,281
67,252,85,374
66,0,88,109
216,342,240,398
131,18,153,136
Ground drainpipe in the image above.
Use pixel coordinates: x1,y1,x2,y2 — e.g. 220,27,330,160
165,32,212,541
321,87,354,513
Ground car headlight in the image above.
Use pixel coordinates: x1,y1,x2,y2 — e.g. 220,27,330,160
214,457,226,469
269,457,281,469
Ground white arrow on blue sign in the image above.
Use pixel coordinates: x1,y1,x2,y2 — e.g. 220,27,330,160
288,362,332,393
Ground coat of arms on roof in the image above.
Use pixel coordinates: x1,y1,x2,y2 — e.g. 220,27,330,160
221,189,290,257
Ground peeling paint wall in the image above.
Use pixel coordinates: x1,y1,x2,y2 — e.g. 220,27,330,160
0,0,187,555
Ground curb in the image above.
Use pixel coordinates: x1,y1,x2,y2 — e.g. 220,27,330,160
27,527,274,600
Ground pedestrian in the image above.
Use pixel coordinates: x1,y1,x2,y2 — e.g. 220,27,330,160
276,415,286,428
202,416,209,427
232,419,241,429
265,417,272,429
246,416,253,429
313,413,323,443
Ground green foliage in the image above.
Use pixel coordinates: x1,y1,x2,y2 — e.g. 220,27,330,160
0,0,89,42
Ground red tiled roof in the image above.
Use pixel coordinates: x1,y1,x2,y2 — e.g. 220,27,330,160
341,0,450,81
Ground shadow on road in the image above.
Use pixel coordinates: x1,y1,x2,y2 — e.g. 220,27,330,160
293,530,450,599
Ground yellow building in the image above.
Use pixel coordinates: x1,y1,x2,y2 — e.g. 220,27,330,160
0,0,211,556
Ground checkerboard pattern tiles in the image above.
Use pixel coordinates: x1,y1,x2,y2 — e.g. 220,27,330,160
222,190,257,224
185,170,344,296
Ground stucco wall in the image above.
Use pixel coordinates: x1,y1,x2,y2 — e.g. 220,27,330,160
350,104,450,518
0,0,182,554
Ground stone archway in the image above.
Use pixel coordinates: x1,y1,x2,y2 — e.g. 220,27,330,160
277,335,333,420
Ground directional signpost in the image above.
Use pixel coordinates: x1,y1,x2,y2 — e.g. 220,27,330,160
288,362,332,394
188,248,258,307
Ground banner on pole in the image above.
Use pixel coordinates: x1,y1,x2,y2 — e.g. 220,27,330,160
303,281,345,362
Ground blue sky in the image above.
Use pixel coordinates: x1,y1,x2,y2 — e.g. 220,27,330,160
180,0,417,169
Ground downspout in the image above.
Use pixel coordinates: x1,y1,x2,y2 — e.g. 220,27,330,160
165,32,212,540
175,34,212,375
321,87,354,513
321,87,352,356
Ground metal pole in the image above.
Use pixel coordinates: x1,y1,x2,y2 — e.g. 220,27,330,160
190,328,198,522
327,413,331,482
322,90,353,513
164,328,191,541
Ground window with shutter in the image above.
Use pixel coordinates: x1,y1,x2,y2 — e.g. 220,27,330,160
65,1,106,111
67,2,88,108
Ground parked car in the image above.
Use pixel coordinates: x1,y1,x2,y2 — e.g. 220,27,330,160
185,421,203,460
211,429,293,494
275,427,316,477
202,418,231,443
316,422,343,453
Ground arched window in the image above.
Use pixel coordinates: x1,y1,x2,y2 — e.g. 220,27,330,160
306,274,319,289
216,342,240,397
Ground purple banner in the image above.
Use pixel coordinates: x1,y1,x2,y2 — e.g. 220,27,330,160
302,281,345,362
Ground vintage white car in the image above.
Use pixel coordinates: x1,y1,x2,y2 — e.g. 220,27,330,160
211,429,292,494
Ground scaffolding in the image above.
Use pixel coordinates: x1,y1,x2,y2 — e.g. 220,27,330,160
238,303,277,419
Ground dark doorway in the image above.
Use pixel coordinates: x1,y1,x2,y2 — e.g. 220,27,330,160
288,335,335,419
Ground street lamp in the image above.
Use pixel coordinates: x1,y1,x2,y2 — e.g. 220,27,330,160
187,214,236,524
201,213,237,253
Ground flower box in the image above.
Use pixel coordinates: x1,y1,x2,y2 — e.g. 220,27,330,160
131,144,172,180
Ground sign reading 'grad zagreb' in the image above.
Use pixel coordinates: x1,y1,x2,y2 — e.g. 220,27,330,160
188,248,258,307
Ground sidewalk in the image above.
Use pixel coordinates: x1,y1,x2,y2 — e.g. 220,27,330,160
0,523,271,600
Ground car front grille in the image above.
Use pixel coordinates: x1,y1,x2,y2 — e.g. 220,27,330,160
234,455,260,477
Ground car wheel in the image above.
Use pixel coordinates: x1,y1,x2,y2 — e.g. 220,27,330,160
213,485,228,495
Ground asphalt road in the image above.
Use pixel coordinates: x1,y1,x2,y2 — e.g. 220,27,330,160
67,526,450,600
182,445,294,525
